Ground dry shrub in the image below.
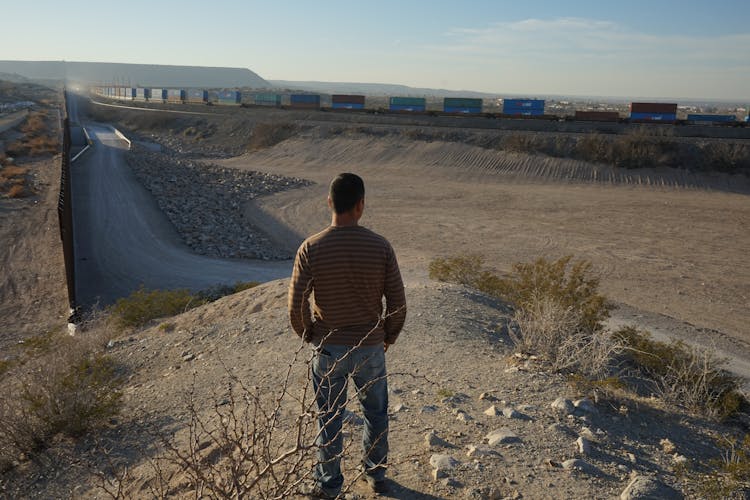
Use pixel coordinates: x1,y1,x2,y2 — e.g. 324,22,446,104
684,434,750,498
430,255,617,377
6,184,30,198
698,142,750,174
247,122,298,151
109,287,206,329
615,326,746,419
0,325,122,472
94,339,397,498
512,294,621,377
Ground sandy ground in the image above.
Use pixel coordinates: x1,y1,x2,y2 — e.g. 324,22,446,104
219,136,750,370
0,155,69,350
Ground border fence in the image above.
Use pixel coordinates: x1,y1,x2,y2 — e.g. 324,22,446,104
58,90,78,321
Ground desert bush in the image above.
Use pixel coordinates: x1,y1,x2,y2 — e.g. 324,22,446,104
615,326,745,419
429,254,612,334
0,327,123,472
109,287,205,329
683,434,750,498
500,134,541,154
697,142,750,174
502,256,613,333
430,255,617,376
512,294,621,377
247,122,298,151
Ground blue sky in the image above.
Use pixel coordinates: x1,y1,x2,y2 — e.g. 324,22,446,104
2,0,749,99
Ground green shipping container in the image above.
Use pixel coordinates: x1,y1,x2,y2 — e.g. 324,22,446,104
390,96,426,106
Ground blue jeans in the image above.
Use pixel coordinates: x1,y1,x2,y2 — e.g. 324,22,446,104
311,344,388,495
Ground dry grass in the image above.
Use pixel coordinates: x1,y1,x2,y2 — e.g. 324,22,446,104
0,165,32,198
614,327,746,420
4,111,60,158
247,122,298,151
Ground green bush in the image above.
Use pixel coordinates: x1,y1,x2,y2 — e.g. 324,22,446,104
0,333,123,471
615,326,745,419
110,287,205,329
21,353,123,438
429,254,612,334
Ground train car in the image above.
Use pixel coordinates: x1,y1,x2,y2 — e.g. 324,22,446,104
217,90,241,105
686,114,737,125
254,93,281,106
167,89,186,103
503,99,545,116
574,110,620,122
135,88,150,101
290,94,320,109
121,88,135,100
444,97,482,114
630,112,677,122
185,89,208,104
629,102,677,122
331,94,365,110
389,96,426,112
150,89,167,102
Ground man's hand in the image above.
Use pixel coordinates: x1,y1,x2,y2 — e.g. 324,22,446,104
384,342,391,352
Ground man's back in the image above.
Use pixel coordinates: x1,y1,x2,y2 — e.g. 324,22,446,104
288,225,406,347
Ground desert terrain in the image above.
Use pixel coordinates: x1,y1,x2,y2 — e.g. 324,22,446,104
2,92,750,498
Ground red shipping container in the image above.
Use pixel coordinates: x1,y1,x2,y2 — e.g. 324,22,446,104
630,102,678,114
332,94,365,104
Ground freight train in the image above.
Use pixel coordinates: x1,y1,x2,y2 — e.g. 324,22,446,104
92,87,749,127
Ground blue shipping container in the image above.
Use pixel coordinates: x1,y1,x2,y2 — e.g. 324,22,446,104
503,99,545,110
630,112,677,121
686,114,736,123
290,94,320,104
444,106,482,114
504,109,545,116
186,89,208,102
389,104,426,112
217,91,241,104
331,102,364,110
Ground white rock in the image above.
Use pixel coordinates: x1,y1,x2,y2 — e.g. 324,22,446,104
425,431,452,448
502,407,522,419
485,428,520,446
620,475,681,500
466,445,500,458
392,403,406,413
562,458,601,475
573,398,598,414
430,453,459,471
550,397,575,414
484,405,502,416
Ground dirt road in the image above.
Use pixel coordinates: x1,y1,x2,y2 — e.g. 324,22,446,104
70,124,291,308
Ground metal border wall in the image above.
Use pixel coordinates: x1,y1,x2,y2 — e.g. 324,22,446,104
58,91,77,319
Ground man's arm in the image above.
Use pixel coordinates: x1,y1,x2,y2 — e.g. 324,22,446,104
288,244,314,340
383,246,407,345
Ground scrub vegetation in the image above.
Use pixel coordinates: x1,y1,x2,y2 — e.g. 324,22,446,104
428,254,747,421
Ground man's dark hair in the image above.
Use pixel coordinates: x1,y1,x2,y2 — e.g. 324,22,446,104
329,173,365,214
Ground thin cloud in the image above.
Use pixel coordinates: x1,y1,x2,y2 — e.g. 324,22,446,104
436,17,750,66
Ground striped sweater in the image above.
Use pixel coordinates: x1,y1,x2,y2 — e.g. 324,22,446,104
288,225,407,346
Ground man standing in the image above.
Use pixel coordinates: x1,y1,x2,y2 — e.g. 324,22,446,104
288,173,407,498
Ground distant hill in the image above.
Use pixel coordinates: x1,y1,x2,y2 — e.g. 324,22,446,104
0,61,270,89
